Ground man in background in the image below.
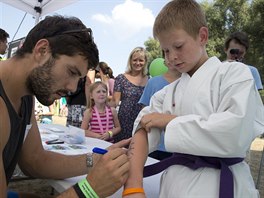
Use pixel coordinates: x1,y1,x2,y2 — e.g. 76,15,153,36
225,32,264,139
224,31,263,91
0,28,9,60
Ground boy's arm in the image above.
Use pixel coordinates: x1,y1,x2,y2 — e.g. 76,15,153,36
124,129,148,197
140,112,176,132
132,88,169,153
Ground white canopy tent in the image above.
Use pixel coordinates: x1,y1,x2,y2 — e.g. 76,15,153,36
1,0,79,58
0,0,78,24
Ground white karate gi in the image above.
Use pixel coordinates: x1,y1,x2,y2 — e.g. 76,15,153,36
133,57,264,198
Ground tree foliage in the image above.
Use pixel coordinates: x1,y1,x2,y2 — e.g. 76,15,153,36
202,0,251,60
144,0,264,83
144,37,162,66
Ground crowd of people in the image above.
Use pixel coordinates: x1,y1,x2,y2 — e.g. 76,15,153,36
1,0,264,197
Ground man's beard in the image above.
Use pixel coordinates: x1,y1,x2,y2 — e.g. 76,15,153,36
26,57,56,106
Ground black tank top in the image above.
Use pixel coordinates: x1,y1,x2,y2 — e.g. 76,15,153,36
0,80,33,183
66,77,86,106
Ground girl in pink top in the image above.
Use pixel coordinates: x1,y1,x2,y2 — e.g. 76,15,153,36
81,81,121,142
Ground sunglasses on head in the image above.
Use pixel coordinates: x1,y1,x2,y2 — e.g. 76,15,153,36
60,28,92,36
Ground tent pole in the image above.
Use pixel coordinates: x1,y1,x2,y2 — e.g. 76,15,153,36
34,0,42,24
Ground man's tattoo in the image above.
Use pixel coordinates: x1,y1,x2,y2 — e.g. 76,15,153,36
127,140,135,159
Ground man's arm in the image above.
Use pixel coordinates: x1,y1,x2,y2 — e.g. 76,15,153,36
249,66,263,90
58,142,130,198
85,74,92,107
19,112,89,179
87,69,95,84
19,112,131,197
0,98,10,197
0,159,7,198
19,110,128,179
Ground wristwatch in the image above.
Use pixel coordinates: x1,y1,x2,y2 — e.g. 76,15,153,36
86,152,93,167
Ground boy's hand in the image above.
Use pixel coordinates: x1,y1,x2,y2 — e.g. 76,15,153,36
141,113,176,132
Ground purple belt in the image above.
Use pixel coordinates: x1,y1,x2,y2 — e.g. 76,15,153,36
143,152,243,198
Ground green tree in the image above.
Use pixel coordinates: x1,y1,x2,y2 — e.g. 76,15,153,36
201,0,250,60
144,37,162,66
245,0,264,83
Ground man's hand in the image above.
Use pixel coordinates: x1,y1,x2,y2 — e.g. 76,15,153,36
87,139,131,197
107,138,131,150
141,112,176,132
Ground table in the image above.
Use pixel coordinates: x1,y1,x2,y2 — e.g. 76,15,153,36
38,124,162,198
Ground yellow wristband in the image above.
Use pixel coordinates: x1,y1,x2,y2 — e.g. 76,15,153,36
122,188,145,197
107,130,113,138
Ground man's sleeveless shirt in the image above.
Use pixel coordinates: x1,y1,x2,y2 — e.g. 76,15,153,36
0,80,33,183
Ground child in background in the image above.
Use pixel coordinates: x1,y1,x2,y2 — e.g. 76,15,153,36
81,81,121,142
123,0,264,198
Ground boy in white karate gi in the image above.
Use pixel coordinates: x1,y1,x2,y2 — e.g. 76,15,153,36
122,0,264,198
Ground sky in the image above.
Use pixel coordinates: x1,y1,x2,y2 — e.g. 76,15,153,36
0,0,204,76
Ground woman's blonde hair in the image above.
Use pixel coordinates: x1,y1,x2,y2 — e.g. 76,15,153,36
125,47,148,76
153,0,207,40
87,81,108,109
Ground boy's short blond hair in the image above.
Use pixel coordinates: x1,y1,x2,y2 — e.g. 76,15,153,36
153,0,207,39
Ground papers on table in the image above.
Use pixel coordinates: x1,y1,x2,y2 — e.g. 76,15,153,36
39,124,161,198
39,124,86,155
39,124,111,155
49,127,65,133
43,143,88,155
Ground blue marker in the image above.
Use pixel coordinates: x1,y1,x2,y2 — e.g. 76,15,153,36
92,147,108,155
